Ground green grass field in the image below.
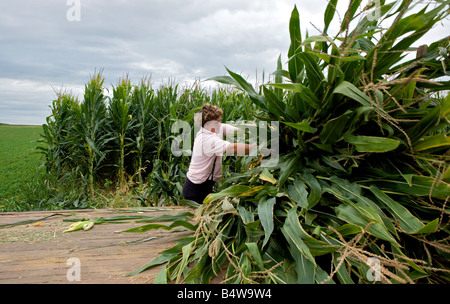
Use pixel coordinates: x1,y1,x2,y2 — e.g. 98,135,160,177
0,124,141,212
0,124,45,209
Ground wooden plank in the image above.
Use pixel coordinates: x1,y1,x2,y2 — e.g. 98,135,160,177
0,207,193,284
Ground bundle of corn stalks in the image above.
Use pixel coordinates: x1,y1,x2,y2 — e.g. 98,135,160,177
128,0,450,284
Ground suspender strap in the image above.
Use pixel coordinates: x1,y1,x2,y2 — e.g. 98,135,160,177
207,156,217,181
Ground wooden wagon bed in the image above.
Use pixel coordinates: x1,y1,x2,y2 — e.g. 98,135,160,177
0,207,192,284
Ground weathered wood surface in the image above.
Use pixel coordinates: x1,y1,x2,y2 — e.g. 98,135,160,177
0,207,192,284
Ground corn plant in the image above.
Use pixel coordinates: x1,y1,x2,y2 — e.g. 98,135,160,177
129,0,450,284
109,77,134,189
129,79,156,184
37,92,80,176
71,72,111,197
35,92,92,209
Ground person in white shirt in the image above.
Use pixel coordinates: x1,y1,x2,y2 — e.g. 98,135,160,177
183,103,256,204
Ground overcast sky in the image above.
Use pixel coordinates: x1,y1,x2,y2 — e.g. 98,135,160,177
0,0,448,125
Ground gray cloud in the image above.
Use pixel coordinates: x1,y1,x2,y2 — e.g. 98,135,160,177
0,0,447,125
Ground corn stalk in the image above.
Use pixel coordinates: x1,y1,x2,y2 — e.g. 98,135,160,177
73,72,110,198
109,77,134,189
130,79,155,184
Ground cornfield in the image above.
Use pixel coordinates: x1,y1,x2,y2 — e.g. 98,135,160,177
38,74,255,206
123,0,450,284
38,0,450,284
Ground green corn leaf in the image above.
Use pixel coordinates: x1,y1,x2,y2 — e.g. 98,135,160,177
316,265,335,284
294,217,340,256
85,136,104,157
182,106,202,122
335,203,398,244
225,67,268,111
333,253,355,284
413,134,450,152
296,52,325,90
125,251,176,276
324,0,338,33
176,241,194,283
203,185,252,204
237,205,254,224
282,207,315,263
267,83,321,109
279,156,301,187
258,197,276,247
344,134,400,152
303,35,332,45
413,218,439,234
184,251,209,283
208,70,268,111
408,94,450,142
204,185,270,204
319,111,352,145
288,5,303,82
259,168,276,184
245,243,265,271
282,121,317,133
377,10,445,78
301,172,322,208
207,75,240,88
288,178,309,208
340,55,366,62
370,185,425,234
373,175,450,199
244,220,265,238
330,176,399,240
306,50,332,64
333,81,372,106
332,224,362,237
263,86,289,121
274,54,284,100
135,212,193,223
443,167,450,183
1,213,67,228
340,0,362,34
281,209,317,283
240,253,252,283
291,245,316,284
120,220,197,233
153,263,168,284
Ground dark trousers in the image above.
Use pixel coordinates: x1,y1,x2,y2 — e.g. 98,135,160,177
182,177,215,204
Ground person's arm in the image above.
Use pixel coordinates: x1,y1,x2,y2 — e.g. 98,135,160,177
225,143,257,155
222,123,240,135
